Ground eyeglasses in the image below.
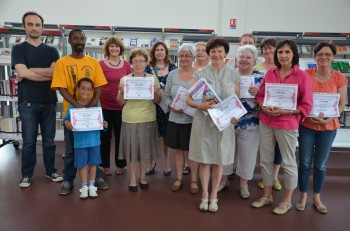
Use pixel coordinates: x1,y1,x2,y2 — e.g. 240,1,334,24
78,87,92,92
132,60,147,64
238,56,253,61
179,55,193,59
316,52,333,58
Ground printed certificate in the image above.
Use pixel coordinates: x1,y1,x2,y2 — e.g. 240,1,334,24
171,86,197,117
70,107,103,131
263,83,298,110
124,77,154,100
309,93,340,117
208,94,247,132
240,76,255,99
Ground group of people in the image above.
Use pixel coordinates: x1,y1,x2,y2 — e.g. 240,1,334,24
13,11,347,215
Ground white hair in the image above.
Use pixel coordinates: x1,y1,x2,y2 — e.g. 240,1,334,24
237,45,258,60
178,43,196,57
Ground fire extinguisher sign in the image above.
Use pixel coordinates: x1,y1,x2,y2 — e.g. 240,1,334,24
230,19,237,29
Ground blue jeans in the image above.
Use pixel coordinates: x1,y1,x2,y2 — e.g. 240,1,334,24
18,102,57,177
298,125,337,193
63,126,102,182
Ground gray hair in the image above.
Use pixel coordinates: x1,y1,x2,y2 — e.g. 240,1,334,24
237,45,258,60
178,43,196,57
195,41,207,47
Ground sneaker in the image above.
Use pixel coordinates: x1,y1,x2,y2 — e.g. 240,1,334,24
79,186,88,199
19,177,31,188
240,185,250,199
95,178,109,190
88,185,98,198
59,181,74,195
45,173,63,182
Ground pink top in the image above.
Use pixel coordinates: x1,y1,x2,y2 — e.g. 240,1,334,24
300,68,347,131
99,60,132,110
256,65,313,130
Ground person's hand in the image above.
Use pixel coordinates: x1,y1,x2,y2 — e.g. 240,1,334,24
198,100,216,112
103,121,108,128
169,105,183,114
230,117,239,124
262,106,282,116
64,120,73,131
16,76,24,82
154,84,160,93
308,112,333,125
248,86,259,96
118,85,124,93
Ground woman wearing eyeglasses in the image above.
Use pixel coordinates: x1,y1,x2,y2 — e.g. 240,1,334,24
296,41,347,214
145,41,177,177
252,39,313,215
117,48,162,192
186,37,240,213
162,43,199,194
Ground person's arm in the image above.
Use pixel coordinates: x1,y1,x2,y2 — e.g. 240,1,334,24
30,62,56,78
338,85,347,113
87,87,101,107
153,83,162,104
59,88,85,108
15,64,51,81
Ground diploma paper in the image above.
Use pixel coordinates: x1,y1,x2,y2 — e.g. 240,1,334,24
70,107,103,131
208,94,247,132
263,83,298,110
309,93,340,117
124,77,154,100
240,76,255,98
171,86,197,117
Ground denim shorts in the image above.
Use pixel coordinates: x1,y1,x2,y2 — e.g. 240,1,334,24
74,146,101,168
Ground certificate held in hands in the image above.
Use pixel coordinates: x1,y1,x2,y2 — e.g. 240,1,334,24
171,86,197,117
70,107,103,131
208,94,247,132
263,83,298,110
124,77,154,100
309,93,340,117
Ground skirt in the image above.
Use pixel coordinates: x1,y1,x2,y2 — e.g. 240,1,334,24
165,121,192,150
118,121,160,163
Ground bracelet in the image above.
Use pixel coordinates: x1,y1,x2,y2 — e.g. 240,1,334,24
289,110,293,115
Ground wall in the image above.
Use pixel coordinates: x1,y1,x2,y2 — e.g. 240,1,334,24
0,0,349,35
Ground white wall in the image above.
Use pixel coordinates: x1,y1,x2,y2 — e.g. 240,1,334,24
0,0,349,35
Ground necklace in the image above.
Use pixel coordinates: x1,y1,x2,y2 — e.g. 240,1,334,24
108,58,121,67
154,65,167,71
315,68,332,82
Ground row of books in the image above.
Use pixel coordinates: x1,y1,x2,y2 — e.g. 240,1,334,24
8,36,60,45
0,78,18,96
0,117,64,133
331,61,350,73
85,37,179,48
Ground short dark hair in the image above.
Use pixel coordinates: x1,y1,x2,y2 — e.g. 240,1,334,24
69,29,85,39
313,41,337,56
274,39,299,68
206,36,230,55
77,77,94,89
260,38,277,55
22,11,44,26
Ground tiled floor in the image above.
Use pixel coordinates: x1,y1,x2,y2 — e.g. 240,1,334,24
0,141,349,231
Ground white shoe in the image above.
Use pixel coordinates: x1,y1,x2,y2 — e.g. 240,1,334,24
88,185,98,198
199,198,209,212
79,186,88,199
240,185,250,199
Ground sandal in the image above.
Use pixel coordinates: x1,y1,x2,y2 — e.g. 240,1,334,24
272,203,292,215
182,166,191,175
199,198,209,212
313,201,328,214
190,181,199,194
171,178,182,192
103,168,112,176
209,198,218,213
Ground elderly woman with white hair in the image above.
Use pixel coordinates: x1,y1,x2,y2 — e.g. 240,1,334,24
218,45,264,199
163,43,199,194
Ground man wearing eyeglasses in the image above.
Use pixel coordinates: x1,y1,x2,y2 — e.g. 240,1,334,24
12,11,63,188
51,29,109,195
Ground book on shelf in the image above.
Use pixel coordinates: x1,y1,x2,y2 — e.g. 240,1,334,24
332,61,350,73
0,48,11,64
0,77,18,96
45,36,54,44
0,117,17,132
9,36,25,44
86,37,100,46
130,38,138,47
99,37,107,46
169,38,179,48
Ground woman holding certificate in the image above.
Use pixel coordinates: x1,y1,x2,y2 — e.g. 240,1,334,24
296,41,347,214
145,41,177,177
186,37,240,213
253,39,313,215
117,48,162,192
163,43,199,193
99,36,132,176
